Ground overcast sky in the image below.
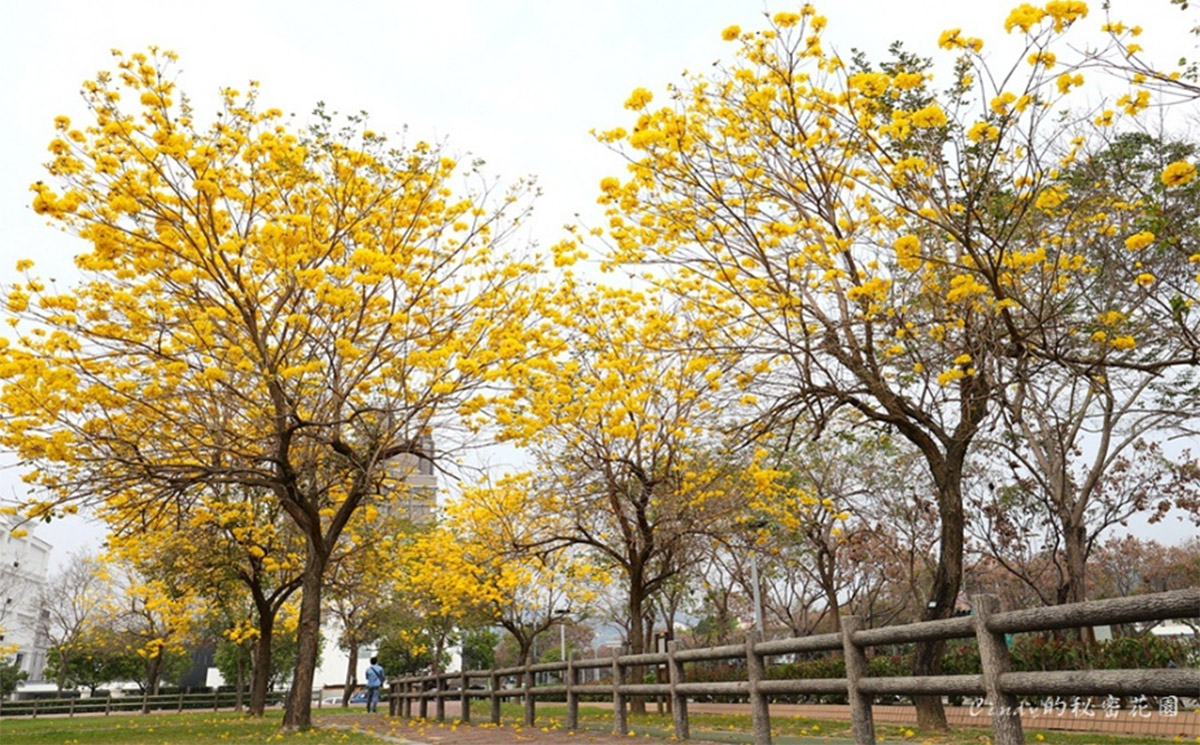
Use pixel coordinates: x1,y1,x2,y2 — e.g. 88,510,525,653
1,1,1196,564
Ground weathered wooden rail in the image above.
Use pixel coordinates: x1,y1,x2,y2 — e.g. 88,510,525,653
388,588,1199,745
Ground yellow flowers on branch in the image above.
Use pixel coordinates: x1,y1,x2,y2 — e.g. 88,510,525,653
595,0,1197,730
490,282,758,706
2,48,540,731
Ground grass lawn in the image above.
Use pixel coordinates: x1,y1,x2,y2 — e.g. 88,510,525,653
0,710,390,744
2,704,1191,745
512,704,1190,745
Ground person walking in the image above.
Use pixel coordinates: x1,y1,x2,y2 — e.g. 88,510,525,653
365,656,386,713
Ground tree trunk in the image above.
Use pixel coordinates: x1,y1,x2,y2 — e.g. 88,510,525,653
249,612,275,716
913,465,966,731
235,650,246,713
817,544,841,632
342,636,360,707
283,550,326,730
142,651,164,714
627,583,647,715
1063,520,1095,644
55,652,69,695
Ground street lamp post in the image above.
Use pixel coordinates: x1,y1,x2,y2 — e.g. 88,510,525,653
554,608,570,662
750,551,764,637
747,519,768,639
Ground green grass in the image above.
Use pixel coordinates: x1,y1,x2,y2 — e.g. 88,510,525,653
497,703,1190,745
497,703,856,742
0,710,390,744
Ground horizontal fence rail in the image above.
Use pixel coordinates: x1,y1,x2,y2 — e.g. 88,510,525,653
0,689,291,718
388,588,1199,745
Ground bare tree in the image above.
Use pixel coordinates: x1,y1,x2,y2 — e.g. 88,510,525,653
37,552,105,694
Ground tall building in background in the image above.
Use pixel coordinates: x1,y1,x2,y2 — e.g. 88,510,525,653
0,521,52,685
211,437,442,694
385,434,437,524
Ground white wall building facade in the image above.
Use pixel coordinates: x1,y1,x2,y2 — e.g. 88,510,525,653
0,521,53,685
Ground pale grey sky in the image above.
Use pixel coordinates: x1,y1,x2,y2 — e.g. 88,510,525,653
1,0,1195,563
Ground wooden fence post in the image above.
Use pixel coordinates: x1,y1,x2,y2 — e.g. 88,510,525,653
840,615,875,745
388,681,397,717
612,647,628,736
973,594,1024,745
524,653,536,726
105,692,112,715
745,633,771,745
419,678,429,719
489,670,501,725
668,640,689,740
566,652,580,731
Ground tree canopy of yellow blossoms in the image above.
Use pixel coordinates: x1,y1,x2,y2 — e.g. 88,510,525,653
592,1,1197,729
490,279,771,662
1,47,541,729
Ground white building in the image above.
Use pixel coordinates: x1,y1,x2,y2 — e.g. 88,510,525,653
0,520,53,686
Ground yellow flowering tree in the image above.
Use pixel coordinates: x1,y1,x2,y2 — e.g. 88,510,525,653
495,281,756,712
391,525,499,675
98,560,198,710
103,485,306,716
595,3,1197,728
323,508,408,706
441,475,607,666
2,49,540,729
971,130,1200,628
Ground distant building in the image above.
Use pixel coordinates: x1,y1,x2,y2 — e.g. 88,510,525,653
207,437,441,693
312,436,441,692
384,435,437,524
0,521,52,685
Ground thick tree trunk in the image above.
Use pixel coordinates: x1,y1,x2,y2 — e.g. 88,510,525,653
235,650,246,713
628,583,647,715
817,544,841,632
283,551,326,730
249,612,275,716
517,637,533,670
913,466,966,732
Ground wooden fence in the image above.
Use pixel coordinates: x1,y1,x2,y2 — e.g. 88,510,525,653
0,689,296,718
389,588,1199,745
